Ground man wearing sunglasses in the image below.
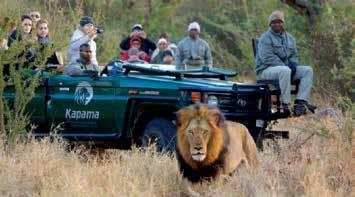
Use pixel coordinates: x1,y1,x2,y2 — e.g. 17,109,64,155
29,11,41,25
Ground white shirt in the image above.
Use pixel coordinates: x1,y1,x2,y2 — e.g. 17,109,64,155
67,28,98,65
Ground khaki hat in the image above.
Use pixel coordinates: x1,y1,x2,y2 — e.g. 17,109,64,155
268,10,285,25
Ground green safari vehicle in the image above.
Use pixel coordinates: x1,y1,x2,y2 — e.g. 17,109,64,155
7,62,290,151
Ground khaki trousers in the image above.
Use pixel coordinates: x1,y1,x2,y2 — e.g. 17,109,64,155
258,65,313,104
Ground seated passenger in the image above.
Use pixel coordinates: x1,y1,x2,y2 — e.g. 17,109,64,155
151,38,168,63
0,17,16,50
125,48,147,63
119,24,156,55
151,32,177,59
175,22,212,70
36,19,62,67
63,43,99,76
5,15,36,74
255,10,316,116
120,37,150,62
152,49,174,65
161,49,174,65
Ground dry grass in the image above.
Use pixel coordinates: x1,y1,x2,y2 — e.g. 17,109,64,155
0,111,353,197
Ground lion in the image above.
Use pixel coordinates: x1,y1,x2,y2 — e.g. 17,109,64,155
175,104,260,196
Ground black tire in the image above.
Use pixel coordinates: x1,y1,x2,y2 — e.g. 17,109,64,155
141,118,176,153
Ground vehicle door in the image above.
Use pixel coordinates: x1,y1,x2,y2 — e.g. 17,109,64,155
46,75,124,139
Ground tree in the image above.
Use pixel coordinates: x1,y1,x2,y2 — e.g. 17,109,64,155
280,0,325,24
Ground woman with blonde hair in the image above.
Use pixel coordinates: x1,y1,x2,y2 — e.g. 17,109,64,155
36,19,60,66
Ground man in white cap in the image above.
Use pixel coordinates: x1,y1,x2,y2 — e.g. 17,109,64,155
255,10,316,116
175,21,212,70
119,23,156,54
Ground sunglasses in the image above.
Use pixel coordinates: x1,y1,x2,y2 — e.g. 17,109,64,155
31,14,40,19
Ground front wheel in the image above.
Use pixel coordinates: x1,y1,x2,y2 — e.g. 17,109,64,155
141,118,176,153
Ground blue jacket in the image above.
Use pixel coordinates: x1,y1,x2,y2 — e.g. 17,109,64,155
255,28,298,75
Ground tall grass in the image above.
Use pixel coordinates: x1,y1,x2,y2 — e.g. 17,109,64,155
0,110,353,196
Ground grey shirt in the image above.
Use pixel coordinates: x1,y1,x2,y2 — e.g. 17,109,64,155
255,28,298,75
63,58,100,76
175,37,212,70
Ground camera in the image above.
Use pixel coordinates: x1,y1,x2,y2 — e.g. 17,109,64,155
96,27,104,34
134,29,141,36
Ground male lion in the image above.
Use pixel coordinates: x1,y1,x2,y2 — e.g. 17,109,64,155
175,104,260,196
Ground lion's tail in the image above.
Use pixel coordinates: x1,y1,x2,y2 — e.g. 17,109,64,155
242,126,260,171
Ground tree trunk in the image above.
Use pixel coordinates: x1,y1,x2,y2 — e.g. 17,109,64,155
144,0,152,26
280,0,324,24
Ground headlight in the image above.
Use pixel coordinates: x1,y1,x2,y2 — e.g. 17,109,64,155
207,95,218,106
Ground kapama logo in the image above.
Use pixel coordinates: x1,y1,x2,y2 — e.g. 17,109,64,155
74,81,93,106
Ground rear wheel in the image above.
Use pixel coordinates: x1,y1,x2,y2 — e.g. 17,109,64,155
141,118,176,153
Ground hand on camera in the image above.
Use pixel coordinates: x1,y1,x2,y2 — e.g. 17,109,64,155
88,29,97,39
130,31,146,39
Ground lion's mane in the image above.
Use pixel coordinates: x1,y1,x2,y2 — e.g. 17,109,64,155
175,104,229,182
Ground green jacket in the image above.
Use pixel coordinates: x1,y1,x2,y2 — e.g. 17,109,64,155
255,28,298,75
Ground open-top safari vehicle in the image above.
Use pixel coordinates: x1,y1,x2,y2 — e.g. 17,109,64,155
6,62,293,151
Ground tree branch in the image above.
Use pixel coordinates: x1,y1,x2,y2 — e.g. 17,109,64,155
280,0,323,24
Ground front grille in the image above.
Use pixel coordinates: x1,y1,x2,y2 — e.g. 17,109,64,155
207,92,261,114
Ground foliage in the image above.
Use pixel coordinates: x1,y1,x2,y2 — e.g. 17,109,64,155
0,9,54,148
0,1,353,195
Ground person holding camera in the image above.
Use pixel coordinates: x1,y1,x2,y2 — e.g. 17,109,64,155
119,24,156,55
67,16,98,66
255,11,316,116
120,37,150,62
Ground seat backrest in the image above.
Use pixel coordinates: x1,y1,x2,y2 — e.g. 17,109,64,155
252,38,259,58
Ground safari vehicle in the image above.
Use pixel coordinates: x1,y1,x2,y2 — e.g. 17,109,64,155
7,62,291,151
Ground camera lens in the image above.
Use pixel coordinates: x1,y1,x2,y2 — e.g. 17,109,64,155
96,27,104,34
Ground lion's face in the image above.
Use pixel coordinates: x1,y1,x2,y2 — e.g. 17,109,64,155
185,118,212,162
176,104,225,168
